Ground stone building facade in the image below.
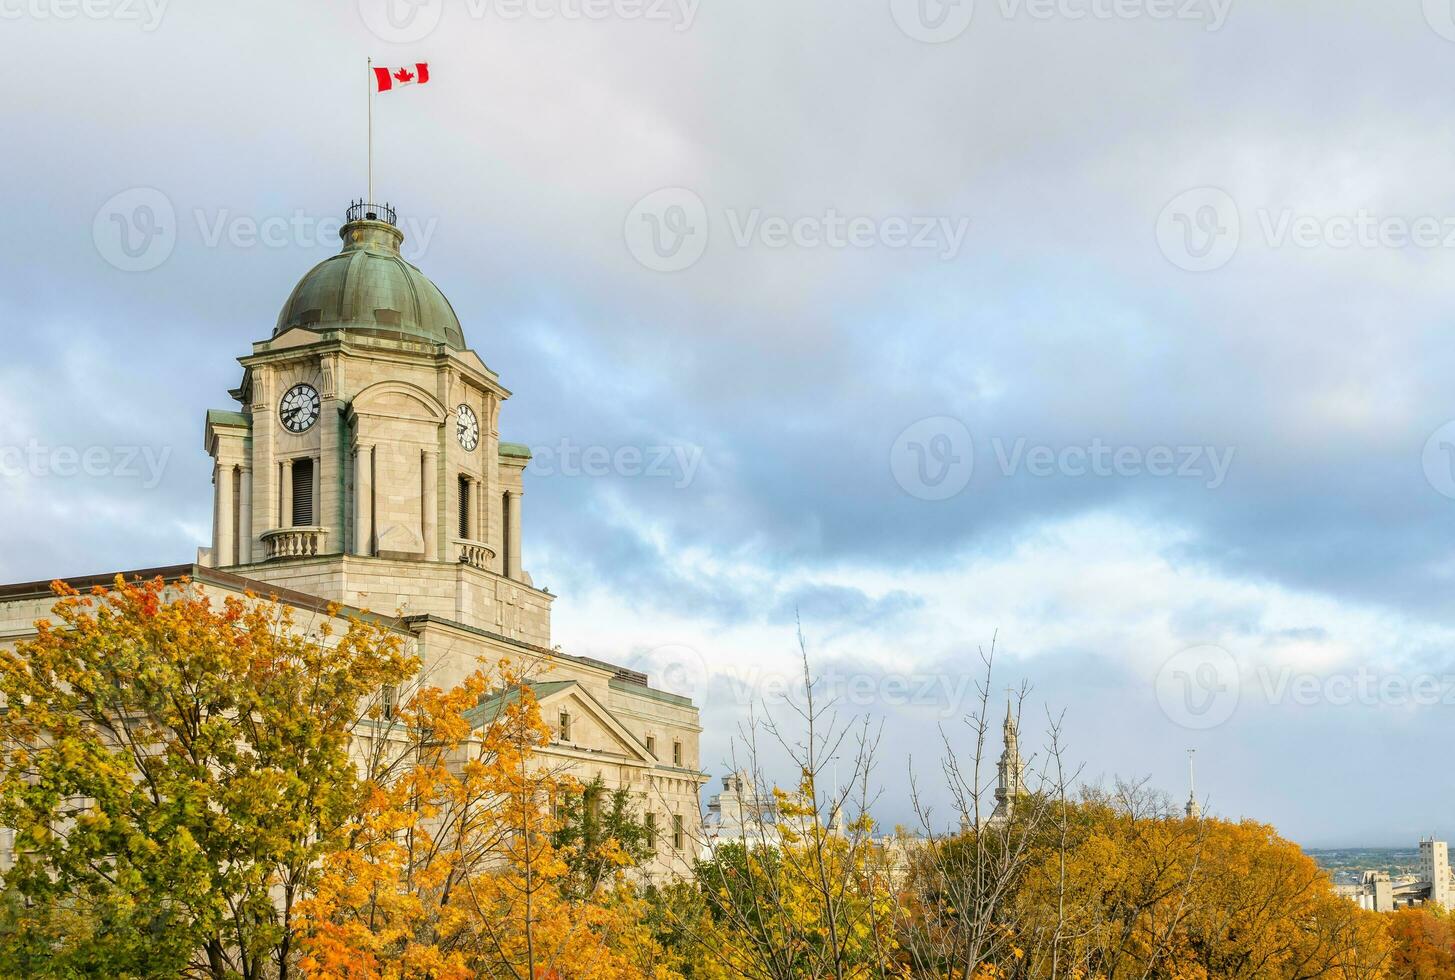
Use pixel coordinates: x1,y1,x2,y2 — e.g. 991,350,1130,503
0,204,708,879
701,770,781,856
1421,838,1451,910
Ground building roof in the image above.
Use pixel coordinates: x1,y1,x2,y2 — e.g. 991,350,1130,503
465,680,577,727
0,564,689,709
0,562,409,631
274,218,465,350
205,409,250,428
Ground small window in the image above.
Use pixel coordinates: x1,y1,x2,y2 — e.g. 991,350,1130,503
645,812,657,844
558,711,571,741
458,476,471,539
673,814,684,850
672,741,683,766
646,735,657,757
292,457,314,527
381,684,397,720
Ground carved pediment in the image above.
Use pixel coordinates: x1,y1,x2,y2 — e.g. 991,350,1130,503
542,684,656,764
348,380,447,425
476,680,655,766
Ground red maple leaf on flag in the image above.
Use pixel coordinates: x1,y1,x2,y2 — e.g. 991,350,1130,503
373,62,429,92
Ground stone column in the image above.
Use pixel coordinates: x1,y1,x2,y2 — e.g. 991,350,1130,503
505,490,522,580
251,371,276,558
474,477,486,543
238,467,253,564
422,449,439,560
210,462,223,565
217,465,235,567
319,355,341,554
354,445,374,556
279,460,293,528
311,455,322,525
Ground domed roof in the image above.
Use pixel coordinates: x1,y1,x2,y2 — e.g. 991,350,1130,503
274,214,465,349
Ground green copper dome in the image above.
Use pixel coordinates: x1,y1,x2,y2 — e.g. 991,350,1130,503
274,214,465,349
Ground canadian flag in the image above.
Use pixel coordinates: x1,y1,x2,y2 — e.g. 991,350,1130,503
373,63,430,92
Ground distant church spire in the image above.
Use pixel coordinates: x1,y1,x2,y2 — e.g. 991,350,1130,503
989,697,1027,824
1185,749,1202,820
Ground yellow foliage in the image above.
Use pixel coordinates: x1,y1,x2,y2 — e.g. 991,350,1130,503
296,663,671,980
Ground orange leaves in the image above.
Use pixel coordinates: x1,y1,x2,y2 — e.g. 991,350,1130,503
1387,905,1455,977
296,665,663,980
1004,803,1393,979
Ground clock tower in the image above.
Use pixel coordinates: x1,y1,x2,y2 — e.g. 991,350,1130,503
0,202,708,881
202,202,548,662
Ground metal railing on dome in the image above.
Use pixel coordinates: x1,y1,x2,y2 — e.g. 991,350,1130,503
346,200,397,225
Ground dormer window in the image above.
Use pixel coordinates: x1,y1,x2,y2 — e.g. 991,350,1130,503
672,741,683,766
646,735,657,757
558,711,571,741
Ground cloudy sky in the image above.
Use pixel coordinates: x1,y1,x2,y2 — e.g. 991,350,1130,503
6,0,1455,846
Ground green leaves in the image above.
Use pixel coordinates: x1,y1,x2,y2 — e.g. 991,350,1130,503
0,576,416,979
552,775,655,902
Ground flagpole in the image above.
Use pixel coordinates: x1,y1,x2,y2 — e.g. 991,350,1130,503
367,57,374,206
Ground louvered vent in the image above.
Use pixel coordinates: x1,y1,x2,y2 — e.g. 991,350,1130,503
458,476,471,539
292,458,315,527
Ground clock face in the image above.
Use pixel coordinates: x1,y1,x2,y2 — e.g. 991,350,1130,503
456,404,480,451
279,383,321,433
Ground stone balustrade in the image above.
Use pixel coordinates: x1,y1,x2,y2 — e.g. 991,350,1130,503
261,527,328,560
454,538,496,570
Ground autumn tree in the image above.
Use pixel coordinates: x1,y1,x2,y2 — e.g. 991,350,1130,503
296,667,673,980
687,806,903,980
1388,905,1455,979
891,638,1077,980
663,631,904,980
0,576,415,980
1007,785,1392,979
